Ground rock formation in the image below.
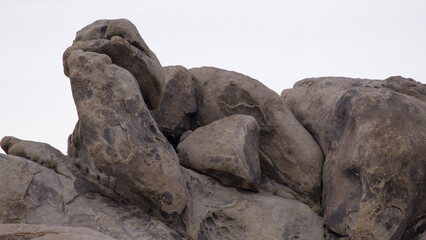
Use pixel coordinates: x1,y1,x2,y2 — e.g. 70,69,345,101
190,67,324,207
282,77,426,239
177,114,261,191
150,65,197,146
1,19,425,240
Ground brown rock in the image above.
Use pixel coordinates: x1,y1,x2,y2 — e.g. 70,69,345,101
181,167,324,240
63,19,165,109
65,49,187,222
0,224,115,240
177,114,261,191
151,65,197,146
282,77,426,239
0,138,181,240
189,67,324,205
375,76,425,101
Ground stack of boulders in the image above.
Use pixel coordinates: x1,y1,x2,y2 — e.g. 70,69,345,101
0,19,424,240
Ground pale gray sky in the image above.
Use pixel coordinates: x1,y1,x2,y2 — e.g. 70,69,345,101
1,0,425,154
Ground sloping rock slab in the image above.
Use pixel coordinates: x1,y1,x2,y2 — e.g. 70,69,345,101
177,114,261,191
0,224,115,240
189,67,324,205
282,77,426,239
65,49,187,222
181,167,324,240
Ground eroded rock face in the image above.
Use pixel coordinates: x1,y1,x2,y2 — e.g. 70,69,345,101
0,138,181,240
3,18,426,240
181,167,324,240
0,224,115,240
189,67,324,205
63,19,165,109
282,77,426,239
64,49,187,222
177,114,261,191
151,65,197,146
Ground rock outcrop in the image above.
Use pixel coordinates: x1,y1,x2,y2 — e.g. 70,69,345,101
64,49,187,222
282,76,426,240
63,19,165,110
1,18,425,240
190,67,324,205
177,114,261,191
0,139,180,239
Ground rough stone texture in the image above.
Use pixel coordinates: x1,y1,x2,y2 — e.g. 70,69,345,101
64,49,187,222
189,67,324,206
371,76,425,101
177,114,261,191
63,19,165,109
0,138,181,240
151,65,197,146
282,77,426,239
414,231,426,240
1,136,114,188
181,167,324,240
0,224,115,240
3,18,426,240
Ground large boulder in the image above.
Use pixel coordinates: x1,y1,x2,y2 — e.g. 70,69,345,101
181,167,324,240
177,114,261,191
0,224,115,240
189,67,324,205
0,137,181,240
282,77,426,239
63,19,165,109
64,49,187,222
151,65,197,146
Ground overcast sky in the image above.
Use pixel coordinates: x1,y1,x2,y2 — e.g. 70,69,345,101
1,0,425,154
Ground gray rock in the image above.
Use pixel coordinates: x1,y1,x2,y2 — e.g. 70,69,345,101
0,138,181,240
63,19,165,109
189,67,324,206
0,224,116,240
151,65,197,146
177,114,261,191
181,167,324,240
1,136,115,188
64,49,187,222
282,77,426,239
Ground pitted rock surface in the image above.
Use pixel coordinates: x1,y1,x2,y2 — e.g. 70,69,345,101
282,77,426,239
65,49,187,222
2,18,425,240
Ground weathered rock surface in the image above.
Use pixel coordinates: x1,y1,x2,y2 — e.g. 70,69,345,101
63,19,165,109
0,224,115,240
0,138,181,240
189,67,324,205
282,77,426,239
151,65,197,146
2,18,426,240
64,49,187,222
181,167,324,240
177,114,261,191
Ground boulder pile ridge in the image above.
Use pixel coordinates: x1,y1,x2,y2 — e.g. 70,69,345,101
1,19,425,240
